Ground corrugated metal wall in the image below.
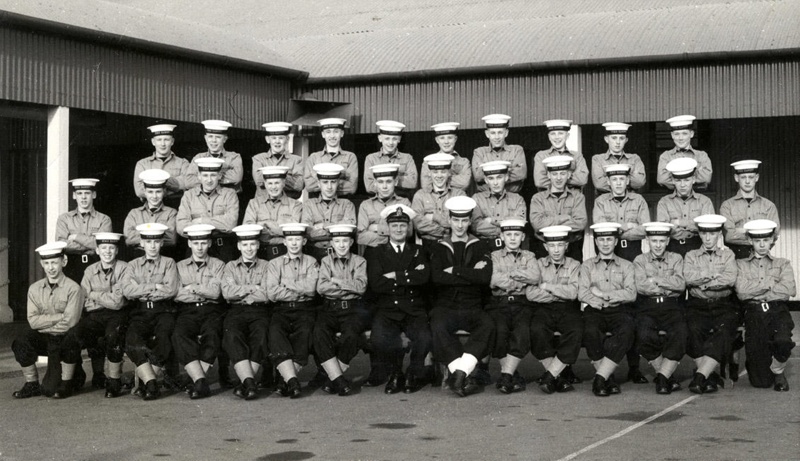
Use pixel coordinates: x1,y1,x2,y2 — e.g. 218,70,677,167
303,60,800,132
0,26,292,129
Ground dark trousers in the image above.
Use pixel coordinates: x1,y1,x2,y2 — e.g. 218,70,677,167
125,311,176,367
488,298,532,359
371,310,432,377
12,327,81,367
685,297,740,362
744,301,795,388
430,306,495,366
63,253,99,284
583,305,636,363
74,309,127,363
530,301,583,363
268,308,316,366
172,304,225,365
313,305,365,365
222,305,270,364
635,298,687,361
666,235,702,258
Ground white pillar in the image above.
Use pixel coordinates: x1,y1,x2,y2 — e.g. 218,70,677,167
46,106,70,241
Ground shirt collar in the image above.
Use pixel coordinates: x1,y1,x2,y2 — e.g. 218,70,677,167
603,151,629,159
671,189,696,199
266,150,286,160
734,189,761,200
592,254,619,265
195,185,221,196
380,149,399,158
748,252,774,262
70,208,97,217
151,152,176,162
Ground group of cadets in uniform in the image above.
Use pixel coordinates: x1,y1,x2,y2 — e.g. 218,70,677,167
11,112,796,404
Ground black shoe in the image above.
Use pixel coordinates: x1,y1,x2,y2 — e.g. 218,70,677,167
287,377,302,399
539,371,556,394
705,372,723,393
655,373,671,394
92,372,107,389
496,373,514,394
105,378,122,398
535,371,547,384
321,378,336,395
403,374,427,394
384,372,405,395
53,379,74,399
189,378,210,399
592,375,609,397
606,374,621,395
511,371,527,392
728,362,740,382
668,377,682,392
555,375,575,393
333,376,353,396
773,373,789,392
233,384,246,399
561,365,582,384
142,380,160,401
275,376,289,396
628,367,649,384
689,373,706,394
449,370,468,397
12,381,42,399
133,379,146,398
243,378,258,400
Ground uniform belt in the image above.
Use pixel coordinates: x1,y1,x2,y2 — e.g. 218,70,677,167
688,296,729,304
620,239,628,248
492,294,528,304
275,300,316,310
325,298,358,311
746,301,780,312
136,300,174,312
176,301,220,309
231,302,269,309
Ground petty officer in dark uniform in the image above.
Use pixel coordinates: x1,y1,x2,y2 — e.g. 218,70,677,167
266,223,320,398
363,120,418,199
657,115,712,190
313,223,368,396
412,153,466,251
656,157,714,257
302,163,357,262
366,205,433,394
421,122,472,193
221,224,271,400
304,118,359,199
133,124,191,209
74,232,129,397
253,122,304,199
579,223,637,397
56,178,113,283
124,169,178,260
736,219,796,391
172,224,226,399
12,242,84,399
591,122,646,193
244,165,303,261
185,120,244,193
471,160,527,252
532,119,589,191
472,114,527,194
489,219,540,394
121,223,179,401
429,196,495,397
633,222,687,394
683,214,738,394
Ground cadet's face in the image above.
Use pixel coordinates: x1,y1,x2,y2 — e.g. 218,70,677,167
609,174,629,196
144,187,165,208
379,134,401,152
73,190,95,211
267,135,288,153
430,169,450,189
435,134,457,153
189,239,210,259
485,128,508,148
735,173,759,193
330,236,353,256
699,230,720,250
501,230,524,250
548,130,569,149
321,128,343,148
96,243,118,265
264,178,286,198
671,129,694,149
40,256,66,280
604,134,628,153
450,216,470,238
595,235,617,256
674,177,694,197
648,236,669,257
238,239,259,261
151,135,174,156
199,171,220,191
142,238,163,258
319,178,338,199
388,222,408,243
485,173,508,193
749,236,773,256
204,133,226,153
283,235,305,255
545,241,567,262
549,170,571,190
375,177,397,199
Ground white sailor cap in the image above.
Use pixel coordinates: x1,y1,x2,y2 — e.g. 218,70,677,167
313,163,344,179
544,119,572,131
480,160,511,175
139,169,170,188
201,120,231,134
590,222,622,237
602,122,631,134
540,225,572,242
543,155,573,172
327,223,357,237
262,122,292,135
431,122,460,135
604,163,631,176
148,124,176,136
643,222,674,236
370,163,400,178
666,115,696,131
136,223,169,239
694,214,727,232
731,160,761,174
194,157,225,172
666,157,698,179
35,241,68,259
424,153,454,170
69,178,99,190
258,165,290,179
280,222,309,236
376,120,405,135
482,114,511,128
317,118,347,130
445,196,477,218
500,219,526,232
184,224,215,240
743,219,778,238
94,232,123,245
232,224,263,241
380,204,417,223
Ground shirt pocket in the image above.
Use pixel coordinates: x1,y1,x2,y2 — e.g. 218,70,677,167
53,299,68,314
609,269,625,285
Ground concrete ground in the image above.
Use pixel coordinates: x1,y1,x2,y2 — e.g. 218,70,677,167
0,316,798,461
